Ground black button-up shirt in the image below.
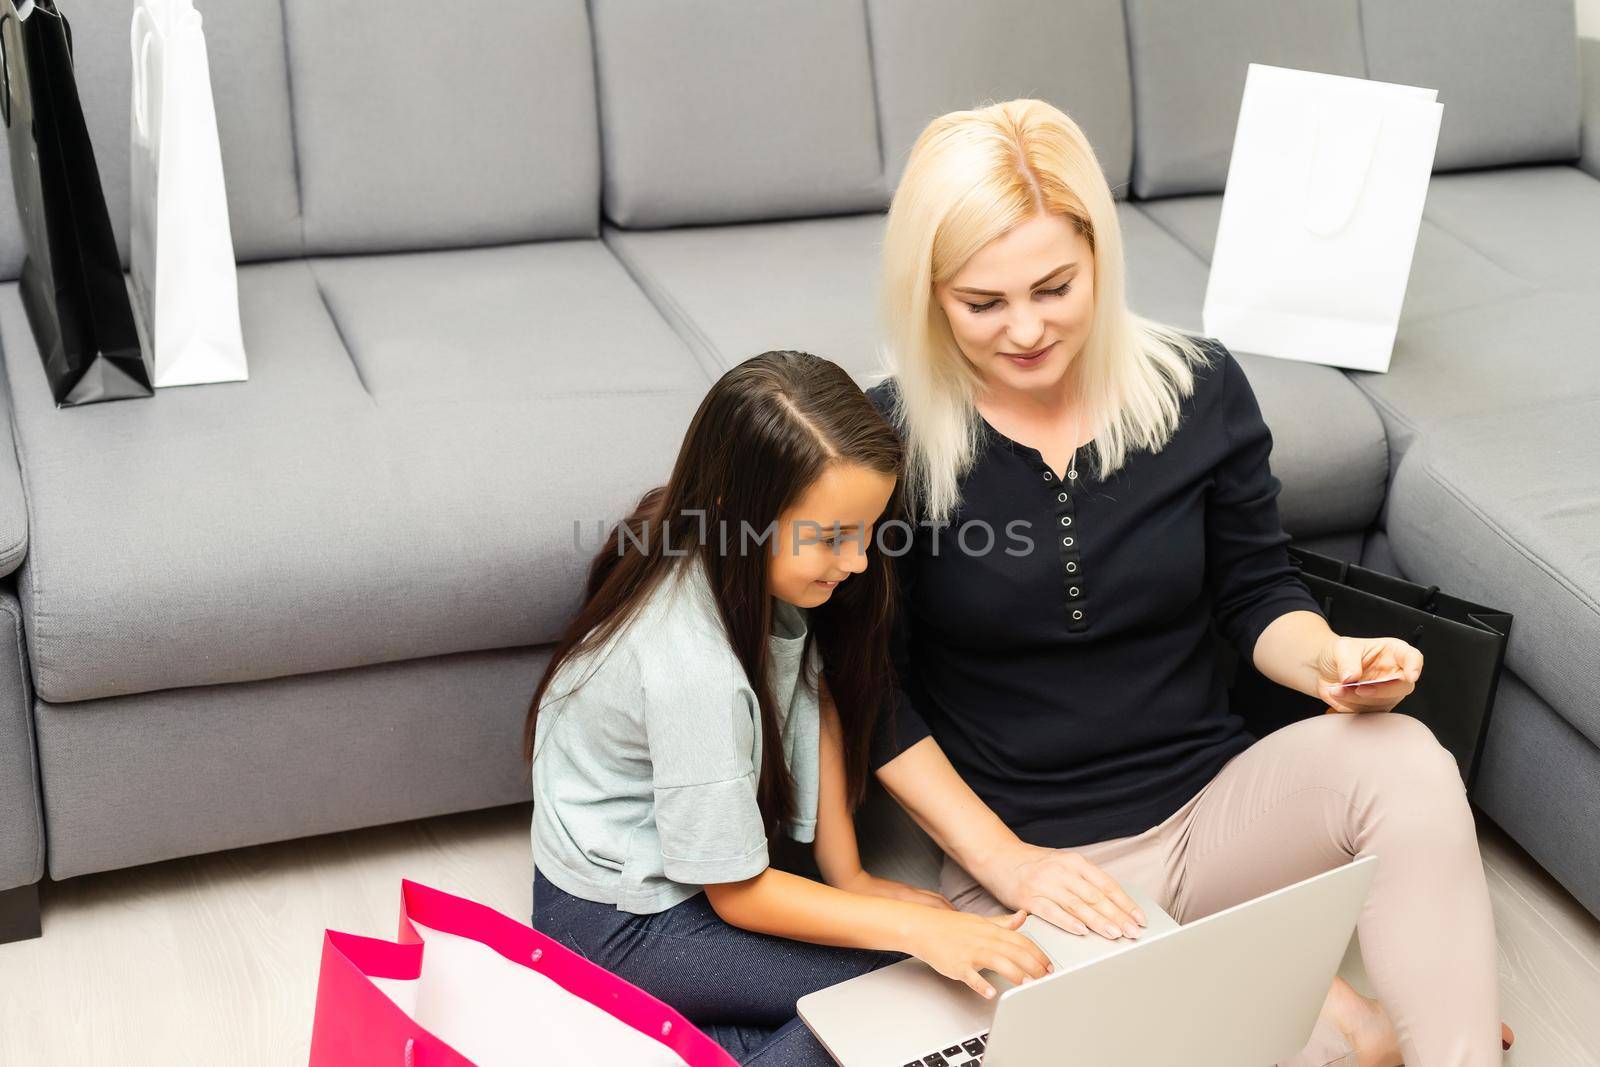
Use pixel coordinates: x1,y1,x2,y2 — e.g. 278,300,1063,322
867,342,1322,848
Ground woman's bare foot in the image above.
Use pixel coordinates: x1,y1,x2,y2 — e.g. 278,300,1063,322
1321,976,1402,1067
1321,977,1515,1062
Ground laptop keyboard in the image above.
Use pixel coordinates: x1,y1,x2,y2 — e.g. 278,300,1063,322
904,1031,989,1066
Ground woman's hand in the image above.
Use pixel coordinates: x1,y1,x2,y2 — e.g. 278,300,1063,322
1313,634,1423,714
898,907,1053,1000
978,841,1147,940
834,870,955,911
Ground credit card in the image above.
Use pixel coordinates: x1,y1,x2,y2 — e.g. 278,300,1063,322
1338,673,1405,689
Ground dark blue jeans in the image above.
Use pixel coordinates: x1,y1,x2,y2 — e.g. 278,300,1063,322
533,869,905,1065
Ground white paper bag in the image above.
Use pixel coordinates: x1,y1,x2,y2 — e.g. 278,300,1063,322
129,0,248,387
1202,64,1443,373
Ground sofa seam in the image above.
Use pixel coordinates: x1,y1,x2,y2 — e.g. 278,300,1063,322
0,333,47,699
0,596,44,885
1131,203,1212,269
599,231,725,385
1353,0,1371,80
275,0,308,254
859,0,888,190
0,378,24,575
1416,211,1538,290
305,262,374,402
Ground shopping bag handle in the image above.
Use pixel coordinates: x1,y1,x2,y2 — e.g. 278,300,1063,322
130,4,156,141
1303,96,1384,238
1,14,10,129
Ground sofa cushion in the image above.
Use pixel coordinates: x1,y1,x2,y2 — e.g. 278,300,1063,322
591,0,884,229
0,0,303,278
282,0,600,253
604,214,891,382
0,382,22,578
604,206,1210,382
606,205,1385,538
0,585,42,890
1349,291,1600,466
1125,0,1583,199
1385,400,1600,751
865,0,1134,196
1417,167,1600,292
1133,183,1600,471
1124,0,1366,199
1137,194,1541,327
0,245,710,704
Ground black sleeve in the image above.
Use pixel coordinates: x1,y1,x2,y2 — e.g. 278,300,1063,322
865,379,935,770
1203,347,1324,661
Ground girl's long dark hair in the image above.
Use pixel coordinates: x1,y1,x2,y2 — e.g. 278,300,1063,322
522,351,905,833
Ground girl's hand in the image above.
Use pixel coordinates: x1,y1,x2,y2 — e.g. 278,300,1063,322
1313,635,1423,714
838,871,954,911
899,907,1053,1000
979,842,1147,940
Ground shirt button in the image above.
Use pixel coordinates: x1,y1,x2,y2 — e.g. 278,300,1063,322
1057,492,1068,503
1062,515,1072,526
1063,537,1074,547
1068,470,1079,480
1070,586,1080,596
1066,561,1078,572
1072,610,1084,621
1043,472,1054,481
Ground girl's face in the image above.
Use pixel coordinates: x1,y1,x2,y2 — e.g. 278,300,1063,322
934,211,1097,398
767,461,896,609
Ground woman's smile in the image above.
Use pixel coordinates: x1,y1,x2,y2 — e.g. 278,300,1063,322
1002,340,1055,368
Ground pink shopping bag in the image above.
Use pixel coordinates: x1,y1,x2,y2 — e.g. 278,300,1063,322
309,879,738,1066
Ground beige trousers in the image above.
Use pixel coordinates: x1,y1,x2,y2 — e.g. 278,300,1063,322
939,712,1500,1066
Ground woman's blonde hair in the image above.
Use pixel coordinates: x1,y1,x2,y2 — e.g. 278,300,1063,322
878,97,1214,524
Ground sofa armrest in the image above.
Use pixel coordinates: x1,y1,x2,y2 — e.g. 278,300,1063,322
0,374,25,580
1582,37,1600,180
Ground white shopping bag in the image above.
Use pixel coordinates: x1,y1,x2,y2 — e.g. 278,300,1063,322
128,0,247,387
1202,65,1443,373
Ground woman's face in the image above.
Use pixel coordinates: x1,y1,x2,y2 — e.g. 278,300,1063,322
767,462,896,609
934,211,1096,397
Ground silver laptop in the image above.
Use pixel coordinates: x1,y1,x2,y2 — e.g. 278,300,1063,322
799,855,1376,1066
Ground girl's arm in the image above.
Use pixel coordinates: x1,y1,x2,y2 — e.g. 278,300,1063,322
703,863,1046,1000
703,683,1052,999
811,681,951,909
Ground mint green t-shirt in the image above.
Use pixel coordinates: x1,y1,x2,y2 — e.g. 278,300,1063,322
530,555,821,914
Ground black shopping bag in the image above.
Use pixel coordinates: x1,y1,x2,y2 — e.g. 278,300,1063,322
1227,547,1512,789
2,0,151,406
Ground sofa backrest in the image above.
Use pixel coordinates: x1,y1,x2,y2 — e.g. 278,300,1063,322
866,0,1134,196
0,0,601,280
593,0,1138,229
1125,0,1584,199
8,1,1565,268
590,0,886,230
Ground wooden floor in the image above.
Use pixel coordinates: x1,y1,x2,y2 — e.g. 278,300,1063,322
0,805,1595,1065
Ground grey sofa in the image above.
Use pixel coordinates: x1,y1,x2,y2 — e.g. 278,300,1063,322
0,0,1596,943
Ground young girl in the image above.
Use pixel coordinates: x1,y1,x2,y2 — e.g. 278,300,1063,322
525,351,1052,1066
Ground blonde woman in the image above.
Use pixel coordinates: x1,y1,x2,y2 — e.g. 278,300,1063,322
866,99,1510,1066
